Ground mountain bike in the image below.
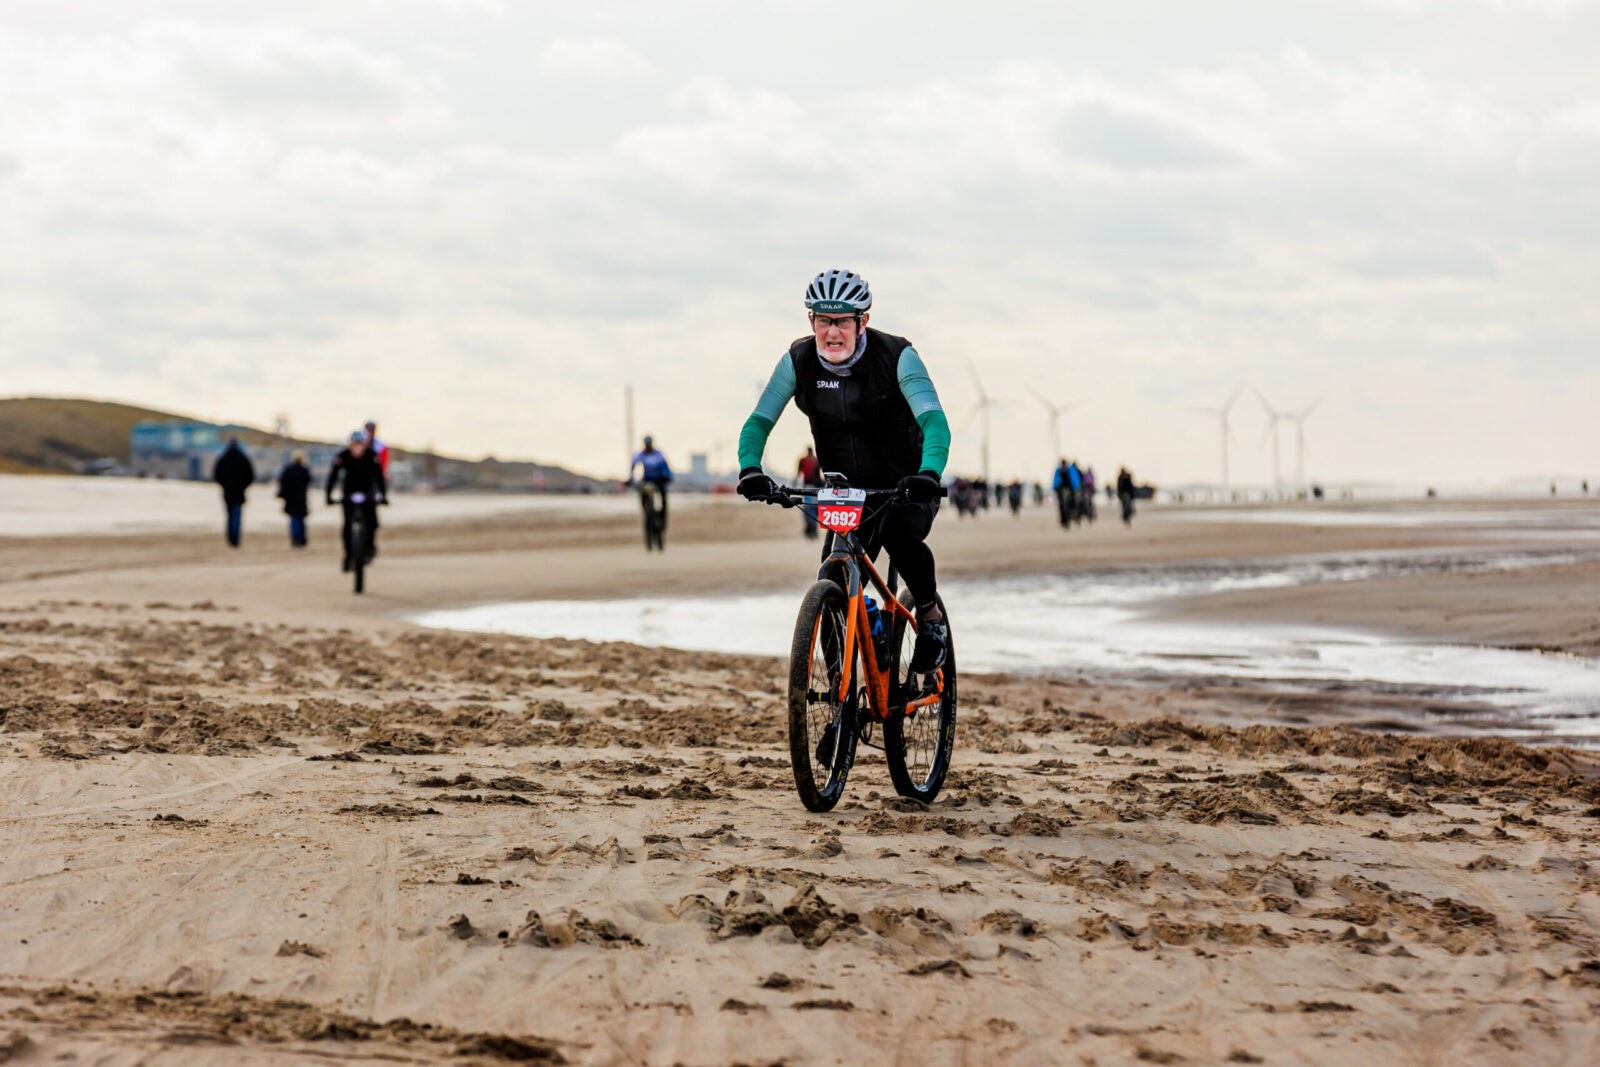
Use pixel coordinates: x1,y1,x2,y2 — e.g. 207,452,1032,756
753,478,956,813
634,481,667,551
339,493,377,594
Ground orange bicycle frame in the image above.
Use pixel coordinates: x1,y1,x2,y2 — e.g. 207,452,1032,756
828,537,943,723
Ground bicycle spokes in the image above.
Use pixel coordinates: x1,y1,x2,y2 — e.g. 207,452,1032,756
888,605,950,791
807,608,850,776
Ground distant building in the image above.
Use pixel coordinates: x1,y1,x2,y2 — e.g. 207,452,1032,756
129,421,342,484
128,421,582,493
679,451,735,492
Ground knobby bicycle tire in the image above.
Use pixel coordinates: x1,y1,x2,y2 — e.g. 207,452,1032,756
639,488,666,551
352,517,368,594
787,579,859,812
883,592,956,803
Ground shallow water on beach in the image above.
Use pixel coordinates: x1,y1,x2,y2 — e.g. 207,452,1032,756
416,547,1600,742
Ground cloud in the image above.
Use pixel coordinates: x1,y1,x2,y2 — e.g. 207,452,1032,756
615,67,1273,198
537,37,651,78
0,4,1595,486
1355,0,1591,12
1057,102,1244,171
1550,98,1600,137
1345,240,1500,281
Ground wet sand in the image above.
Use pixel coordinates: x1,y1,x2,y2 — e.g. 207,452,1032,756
1,490,1598,1063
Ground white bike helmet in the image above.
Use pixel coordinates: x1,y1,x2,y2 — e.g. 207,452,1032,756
804,269,872,314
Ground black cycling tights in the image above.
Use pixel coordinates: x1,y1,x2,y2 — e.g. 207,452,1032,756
851,501,939,610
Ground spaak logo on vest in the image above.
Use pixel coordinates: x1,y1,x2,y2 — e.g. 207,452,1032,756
816,380,841,389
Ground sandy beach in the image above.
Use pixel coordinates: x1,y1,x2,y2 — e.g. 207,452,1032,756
2,482,1598,1064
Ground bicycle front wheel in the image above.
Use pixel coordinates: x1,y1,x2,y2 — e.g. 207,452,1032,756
883,592,956,803
352,518,367,594
787,579,860,812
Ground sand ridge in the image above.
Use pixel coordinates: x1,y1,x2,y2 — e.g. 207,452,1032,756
1,597,1598,1064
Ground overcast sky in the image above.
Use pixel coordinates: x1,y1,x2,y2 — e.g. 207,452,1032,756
2,0,1596,487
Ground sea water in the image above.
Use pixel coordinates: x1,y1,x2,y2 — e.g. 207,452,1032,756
415,547,1600,743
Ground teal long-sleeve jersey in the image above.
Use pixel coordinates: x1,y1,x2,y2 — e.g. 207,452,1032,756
737,346,951,477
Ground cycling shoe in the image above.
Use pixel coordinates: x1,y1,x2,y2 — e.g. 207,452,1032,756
909,619,948,673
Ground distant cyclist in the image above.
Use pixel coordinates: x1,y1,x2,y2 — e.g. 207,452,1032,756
326,430,388,571
629,435,673,549
736,269,951,672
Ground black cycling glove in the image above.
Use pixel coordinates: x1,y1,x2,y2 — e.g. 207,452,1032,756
898,471,942,503
737,467,776,500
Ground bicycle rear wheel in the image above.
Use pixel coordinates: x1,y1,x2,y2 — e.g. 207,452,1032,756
883,592,956,803
787,579,860,812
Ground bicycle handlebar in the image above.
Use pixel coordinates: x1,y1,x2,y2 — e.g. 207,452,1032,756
754,484,948,509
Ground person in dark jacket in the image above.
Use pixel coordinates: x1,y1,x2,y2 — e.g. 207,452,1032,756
1116,467,1137,526
277,451,312,548
212,438,256,548
326,431,388,571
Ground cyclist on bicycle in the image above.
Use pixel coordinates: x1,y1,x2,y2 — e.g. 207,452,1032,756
630,433,673,515
736,269,951,671
326,430,388,572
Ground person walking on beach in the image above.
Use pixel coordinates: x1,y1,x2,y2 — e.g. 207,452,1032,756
797,445,824,540
364,421,391,478
212,437,256,548
736,268,952,672
1066,460,1084,525
276,451,312,548
1052,460,1071,527
1116,466,1137,526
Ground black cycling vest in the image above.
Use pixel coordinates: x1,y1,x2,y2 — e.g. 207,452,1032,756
789,327,924,488
327,448,386,499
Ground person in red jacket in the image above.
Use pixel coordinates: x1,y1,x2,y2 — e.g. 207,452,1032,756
796,445,824,540
364,420,390,477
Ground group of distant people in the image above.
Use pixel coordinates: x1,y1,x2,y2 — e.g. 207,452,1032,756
1052,460,1097,527
934,462,1139,528
211,420,391,572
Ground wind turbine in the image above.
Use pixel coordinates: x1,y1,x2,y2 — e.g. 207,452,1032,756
964,360,1002,487
1256,390,1285,497
1030,387,1080,459
1189,386,1243,498
1281,398,1322,494
623,383,635,477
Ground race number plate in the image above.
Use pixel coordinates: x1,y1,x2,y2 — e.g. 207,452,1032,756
815,487,866,534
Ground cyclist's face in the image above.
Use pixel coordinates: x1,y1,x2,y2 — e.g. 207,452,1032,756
811,310,867,363
350,440,367,457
